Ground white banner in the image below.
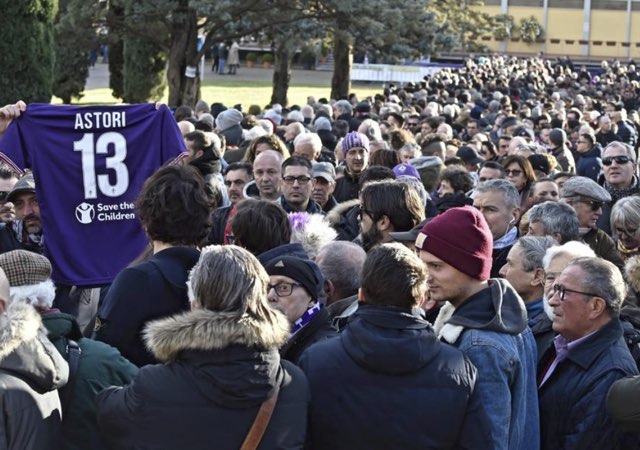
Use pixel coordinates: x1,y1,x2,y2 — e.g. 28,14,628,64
351,64,442,82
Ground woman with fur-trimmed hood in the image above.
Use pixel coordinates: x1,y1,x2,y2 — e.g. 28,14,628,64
0,268,69,450
96,245,309,450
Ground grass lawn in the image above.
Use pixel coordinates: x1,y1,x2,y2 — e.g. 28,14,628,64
56,78,384,108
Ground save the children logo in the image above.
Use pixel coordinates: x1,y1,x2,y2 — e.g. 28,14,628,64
75,201,136,224
75,202,95,224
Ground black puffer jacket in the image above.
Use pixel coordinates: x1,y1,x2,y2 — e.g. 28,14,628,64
298,305,491,450
97,308,309,450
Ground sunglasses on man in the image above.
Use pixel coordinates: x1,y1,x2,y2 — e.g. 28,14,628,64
602,155,632,166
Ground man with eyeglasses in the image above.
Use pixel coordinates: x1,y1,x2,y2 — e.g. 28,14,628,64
597,141,640,235
532,241,596,365
539,257,639,449
561,176,625,271
278,156,322,214
265,255,335,364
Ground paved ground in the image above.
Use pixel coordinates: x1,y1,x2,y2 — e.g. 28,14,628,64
86,61,334,90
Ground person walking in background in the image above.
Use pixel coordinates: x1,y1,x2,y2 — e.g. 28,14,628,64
227,41,239,75
217,42,228,75
210,42,219,73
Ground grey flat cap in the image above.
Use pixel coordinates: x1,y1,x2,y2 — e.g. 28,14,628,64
561,176,612,202
312,162,336,183
7,173,35,203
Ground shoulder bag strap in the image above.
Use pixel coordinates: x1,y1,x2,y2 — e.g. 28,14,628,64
61,338,82,411
239,384,280,450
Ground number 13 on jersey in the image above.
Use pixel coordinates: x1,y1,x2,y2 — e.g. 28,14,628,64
74,132,129,199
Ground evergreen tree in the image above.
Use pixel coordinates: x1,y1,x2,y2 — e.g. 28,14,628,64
53,0,102,104
121,0,168,103
0,0,58,104
107,0,125,99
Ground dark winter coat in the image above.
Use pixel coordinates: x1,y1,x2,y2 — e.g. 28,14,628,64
96,308,309,450
576,144,603,182
281,307,336,364
582,227,625,272
298,305,492,450
278,196,323,215
0,222,41,255
596,130,621,148
530,311,554,365
538,319,639,449
333,170,362,203
326,198,360,242
616,119,638,148
551,145,576,174
597,177,640,235
43,312,137,450
0,303,69,450
93,247,200,366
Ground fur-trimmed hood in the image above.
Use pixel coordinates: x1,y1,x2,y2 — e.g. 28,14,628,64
0,302,69,392
143,308,290,409
326,198,360,227
144,308,290,362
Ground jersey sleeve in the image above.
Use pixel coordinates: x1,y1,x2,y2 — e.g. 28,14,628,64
0,120,30,173
157,105,187,165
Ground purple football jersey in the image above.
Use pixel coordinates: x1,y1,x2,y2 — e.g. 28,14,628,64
0,103,187,285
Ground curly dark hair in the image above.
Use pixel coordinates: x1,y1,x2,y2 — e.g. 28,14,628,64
439,167,474,193
231,199,291,256
136,164,212,246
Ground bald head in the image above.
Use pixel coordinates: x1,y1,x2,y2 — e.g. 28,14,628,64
178,120,195,136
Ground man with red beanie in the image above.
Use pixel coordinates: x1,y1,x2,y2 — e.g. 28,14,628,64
416,206,540,450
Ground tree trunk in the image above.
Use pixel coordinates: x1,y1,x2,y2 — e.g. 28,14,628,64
270,38,293,106
167,3,199,107
330,28,352,100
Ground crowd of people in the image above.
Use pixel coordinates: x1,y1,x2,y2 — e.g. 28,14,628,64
1,53,640,449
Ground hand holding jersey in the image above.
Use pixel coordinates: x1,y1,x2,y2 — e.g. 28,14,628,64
0,101,26,138
0,103,187,285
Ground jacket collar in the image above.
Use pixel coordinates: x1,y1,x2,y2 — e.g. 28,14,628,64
565,318,624,369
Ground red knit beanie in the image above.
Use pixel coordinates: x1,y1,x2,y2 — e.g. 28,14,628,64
415,206,493,281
